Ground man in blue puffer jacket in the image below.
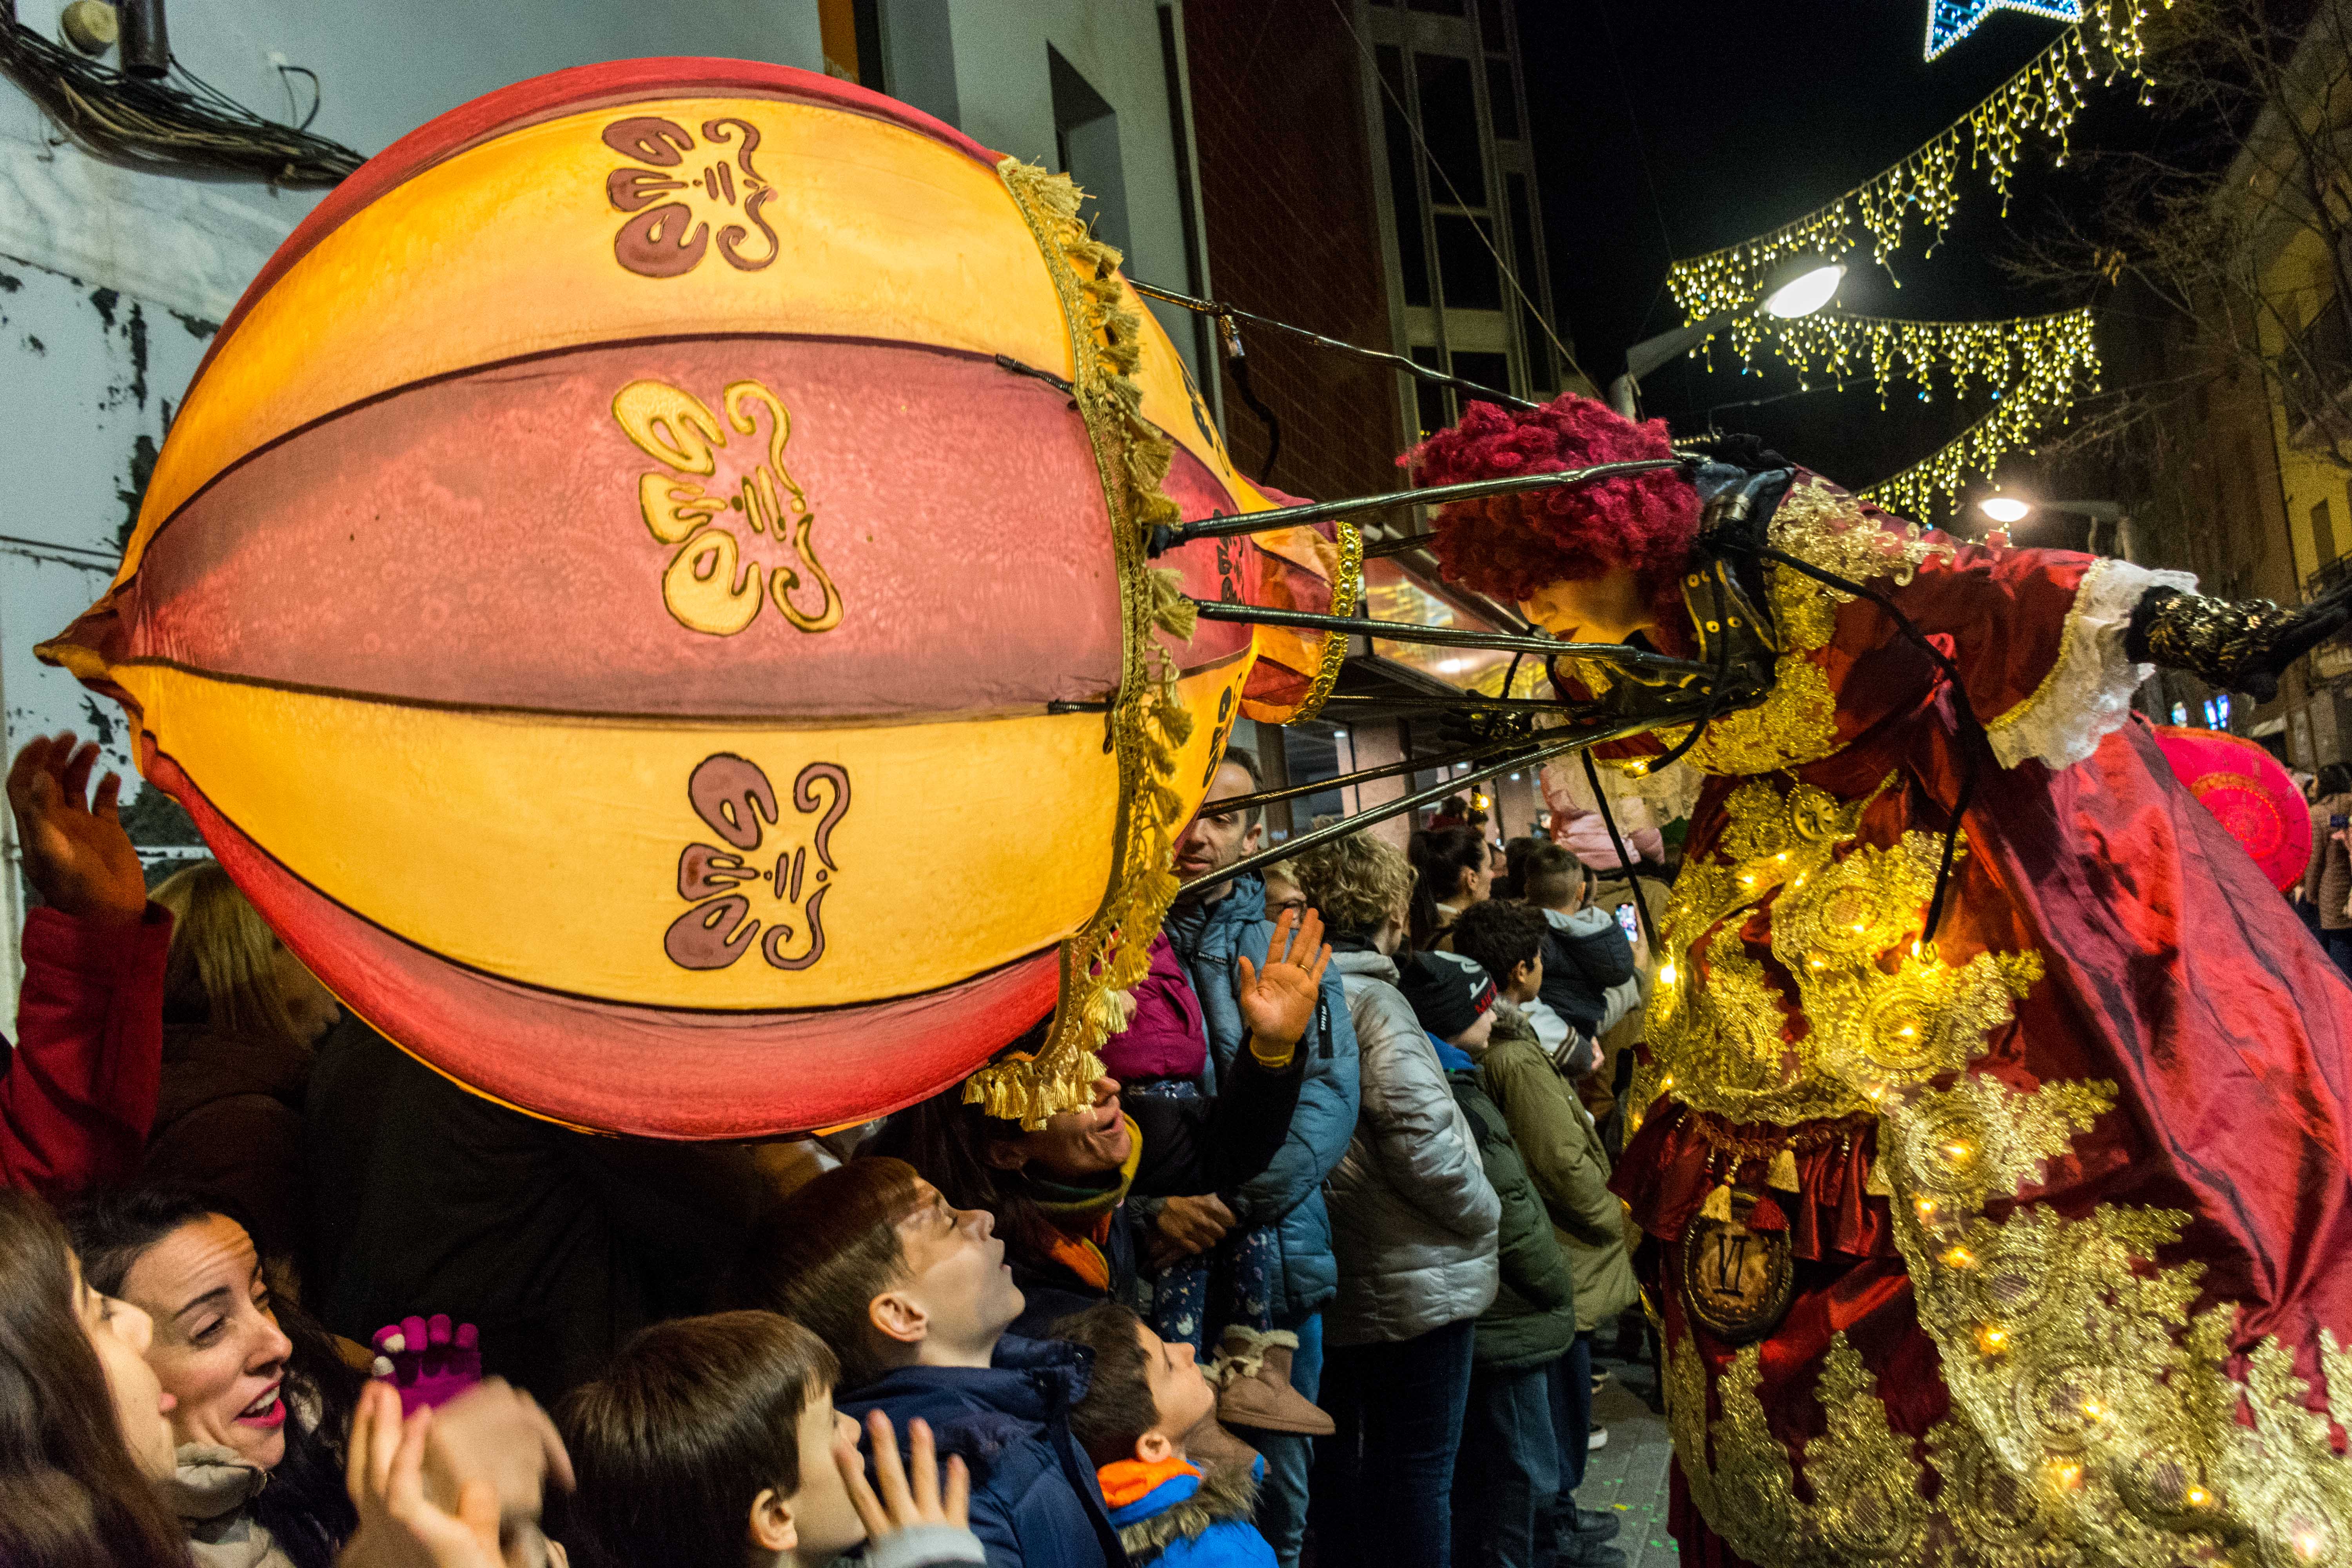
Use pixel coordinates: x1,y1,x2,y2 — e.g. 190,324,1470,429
1163,750,1360,1568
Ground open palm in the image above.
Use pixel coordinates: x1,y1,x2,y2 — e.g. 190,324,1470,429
7,732,145,927
1235,906,1331,1049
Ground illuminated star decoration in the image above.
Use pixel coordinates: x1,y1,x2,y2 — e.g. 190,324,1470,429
1924,0,2083,60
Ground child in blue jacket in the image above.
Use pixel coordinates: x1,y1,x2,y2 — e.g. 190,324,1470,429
1053,1302,1276,1568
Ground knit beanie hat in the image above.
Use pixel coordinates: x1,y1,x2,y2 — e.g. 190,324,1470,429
1401,950,1497,1042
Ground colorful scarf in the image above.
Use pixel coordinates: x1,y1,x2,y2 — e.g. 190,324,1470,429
1027,1116,1142,1291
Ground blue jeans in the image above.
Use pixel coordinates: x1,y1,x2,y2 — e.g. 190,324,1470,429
1548,1332,1595,1501
1312,1317,1477,1568
2326,927,2352,982
1452,1362,1561,1568
1246,1311,1323,1568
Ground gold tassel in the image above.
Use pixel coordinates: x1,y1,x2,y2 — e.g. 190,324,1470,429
1768,1147,1801,1193
1145,566,1199,641
1093,987,1138,1036
1865,1159,1893,1197
961,1047,1110,1131
1699,1181,1735,1223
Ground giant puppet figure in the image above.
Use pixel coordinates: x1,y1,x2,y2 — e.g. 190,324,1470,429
1413,394,2352,1567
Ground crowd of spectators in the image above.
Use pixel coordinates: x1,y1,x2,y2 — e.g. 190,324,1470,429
0,735,1650,1568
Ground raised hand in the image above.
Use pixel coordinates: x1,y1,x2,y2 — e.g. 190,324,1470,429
837,1410,971,1548
416,1377,572,1535
6,731,146,927
338,1381,504,1568
1234,906,1331,1059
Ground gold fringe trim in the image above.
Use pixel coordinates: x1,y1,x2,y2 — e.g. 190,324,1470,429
1767,1146,1801,1193
964,159,1194,1129
1699,1181,1736,1222
1290,518,1362,723
960,1047,1109,1127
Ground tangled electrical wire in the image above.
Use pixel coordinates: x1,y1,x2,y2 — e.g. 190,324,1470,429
0,15,361,187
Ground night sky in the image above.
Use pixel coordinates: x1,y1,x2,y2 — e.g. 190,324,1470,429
1517,0,2150,490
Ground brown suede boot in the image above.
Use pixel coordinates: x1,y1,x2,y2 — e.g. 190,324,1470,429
1210,1326,1334,1436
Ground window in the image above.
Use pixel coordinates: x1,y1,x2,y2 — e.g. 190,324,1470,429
1486,56,1521,139
1410,345,1449,439
1049,48,1129,261
1412,54,1486,205
1478,0,1510,50
1377,47,1431,309
817,0,885,88
1452,351,1512,410
2320,498,2341,573
1278,724,1352,831
1434,213,1503,309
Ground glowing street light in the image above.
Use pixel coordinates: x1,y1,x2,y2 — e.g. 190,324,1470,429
1609,256,1845,417
1760,263,1847,320
1975,494,2133,558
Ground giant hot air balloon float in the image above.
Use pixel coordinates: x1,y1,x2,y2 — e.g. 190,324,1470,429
38,58,1365,1138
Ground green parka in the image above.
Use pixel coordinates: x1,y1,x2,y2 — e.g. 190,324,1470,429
1439,1044,1579,1372
1469,1005,1640,1332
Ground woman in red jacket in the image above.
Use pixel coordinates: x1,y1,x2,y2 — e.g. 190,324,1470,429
3,729,171,1196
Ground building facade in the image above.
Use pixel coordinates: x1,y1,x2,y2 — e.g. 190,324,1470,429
1183,0,1572,849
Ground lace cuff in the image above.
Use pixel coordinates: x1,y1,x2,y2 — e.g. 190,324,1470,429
1984,558,2198,771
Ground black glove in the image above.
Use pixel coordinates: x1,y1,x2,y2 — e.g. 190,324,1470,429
2126,584,2352,702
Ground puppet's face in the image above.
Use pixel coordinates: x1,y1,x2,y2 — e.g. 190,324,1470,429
1521,569,1654,646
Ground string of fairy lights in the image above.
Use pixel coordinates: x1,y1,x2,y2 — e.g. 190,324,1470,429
1729,305,2099,411
1658,0,2168,519
1668,0,2165,321
1855,327,2095,519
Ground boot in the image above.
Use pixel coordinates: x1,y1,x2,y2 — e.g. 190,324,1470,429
1209,1326,1334,1436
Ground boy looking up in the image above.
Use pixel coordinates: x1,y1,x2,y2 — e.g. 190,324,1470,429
1051,1303,1274,1568
739,1157,1127,1568
559,1309,986,1568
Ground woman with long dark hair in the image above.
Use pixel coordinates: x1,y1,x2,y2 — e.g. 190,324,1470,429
1408,824,1491,951
0,1185,189,1568
69,1188,361,1568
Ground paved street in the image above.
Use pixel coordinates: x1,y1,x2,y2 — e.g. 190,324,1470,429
1579,1350,1679,1567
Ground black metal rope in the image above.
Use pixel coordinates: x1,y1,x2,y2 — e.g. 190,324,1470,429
1160,458,1695,548
1579,750,1660,956
1127,277,1538,412
1727,541,1986,946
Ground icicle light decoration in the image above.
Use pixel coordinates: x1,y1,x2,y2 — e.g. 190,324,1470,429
1857,319,2101,523
1666,0,2169,323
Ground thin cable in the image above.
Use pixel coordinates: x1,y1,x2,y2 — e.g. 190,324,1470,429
1323,0,1588,388
1129,278,1535,410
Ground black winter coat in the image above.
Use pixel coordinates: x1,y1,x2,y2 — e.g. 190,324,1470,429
1537,907,1637,1035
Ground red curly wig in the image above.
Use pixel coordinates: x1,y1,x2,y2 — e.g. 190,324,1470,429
1404,394,1700,638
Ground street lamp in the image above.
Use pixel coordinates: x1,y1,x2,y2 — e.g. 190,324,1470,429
1974,494,2131,558
1608,257,1847,418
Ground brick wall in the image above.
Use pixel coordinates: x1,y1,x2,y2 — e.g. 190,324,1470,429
1183,1,1403,506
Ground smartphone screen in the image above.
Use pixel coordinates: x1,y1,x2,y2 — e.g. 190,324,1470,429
1615,904,1641,943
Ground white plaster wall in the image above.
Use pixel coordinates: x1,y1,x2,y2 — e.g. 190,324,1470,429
929,0,1201,367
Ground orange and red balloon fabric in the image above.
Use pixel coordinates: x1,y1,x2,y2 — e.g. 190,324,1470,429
41,58,1327,1138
